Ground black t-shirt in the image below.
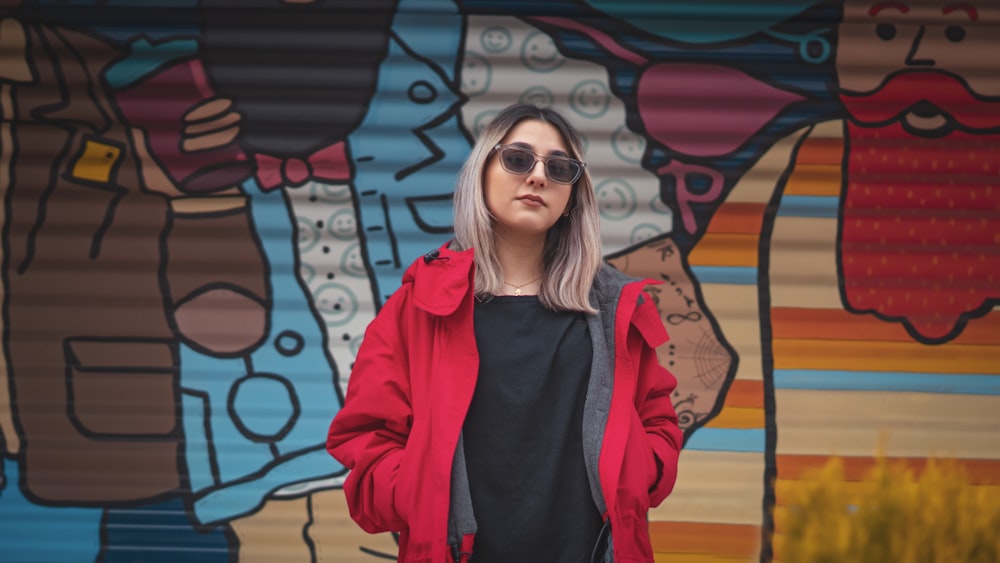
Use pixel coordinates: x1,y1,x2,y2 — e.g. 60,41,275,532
463,295,604,563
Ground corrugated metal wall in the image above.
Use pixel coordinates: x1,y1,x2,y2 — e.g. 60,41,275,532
1,1,997,561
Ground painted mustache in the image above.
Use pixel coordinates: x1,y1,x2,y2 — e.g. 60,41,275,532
839,70,1000,130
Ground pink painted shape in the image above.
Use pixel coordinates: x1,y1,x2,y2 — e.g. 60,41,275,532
657,160,725,235
530,16,647,66
638,63,804,157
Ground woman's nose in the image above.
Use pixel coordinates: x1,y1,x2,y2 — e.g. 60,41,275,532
527,160,546,185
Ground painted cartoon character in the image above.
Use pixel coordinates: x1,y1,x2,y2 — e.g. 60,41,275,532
691,1,1000,558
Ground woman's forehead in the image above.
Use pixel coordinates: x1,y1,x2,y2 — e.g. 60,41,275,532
501,120,570,154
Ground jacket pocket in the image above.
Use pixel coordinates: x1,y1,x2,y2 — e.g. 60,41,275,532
624,408,658,497
393,446,413,524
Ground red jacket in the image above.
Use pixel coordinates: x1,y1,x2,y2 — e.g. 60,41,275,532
327,243,682,562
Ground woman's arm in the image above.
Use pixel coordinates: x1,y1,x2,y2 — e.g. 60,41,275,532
326,311,412,533
631,296,683,507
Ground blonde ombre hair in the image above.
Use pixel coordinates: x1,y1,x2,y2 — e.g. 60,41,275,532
452,104,601,313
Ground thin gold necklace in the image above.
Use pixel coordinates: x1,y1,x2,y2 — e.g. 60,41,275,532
503,276,542,296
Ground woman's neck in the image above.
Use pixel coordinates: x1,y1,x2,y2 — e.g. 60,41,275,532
494,232,546,288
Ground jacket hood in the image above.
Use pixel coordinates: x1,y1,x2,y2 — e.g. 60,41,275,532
403,242,475,317
402,242,664,346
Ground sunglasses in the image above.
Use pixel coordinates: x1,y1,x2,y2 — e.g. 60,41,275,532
493,144,586,185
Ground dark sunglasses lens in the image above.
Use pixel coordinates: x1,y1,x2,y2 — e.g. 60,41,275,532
500,148,535,173
546,158,579,183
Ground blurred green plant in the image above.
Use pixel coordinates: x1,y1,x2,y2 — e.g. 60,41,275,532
778,455,1000,563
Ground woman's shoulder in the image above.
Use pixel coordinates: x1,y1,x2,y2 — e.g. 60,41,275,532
591,263,646,302
380,243,476,318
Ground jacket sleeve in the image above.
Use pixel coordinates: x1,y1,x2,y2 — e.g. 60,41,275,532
631,294,683,507
326,307,412,533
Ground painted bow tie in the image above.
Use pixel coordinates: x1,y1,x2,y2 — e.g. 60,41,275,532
253,141,352,191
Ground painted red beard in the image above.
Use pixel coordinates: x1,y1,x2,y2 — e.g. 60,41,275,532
838,72,1000,342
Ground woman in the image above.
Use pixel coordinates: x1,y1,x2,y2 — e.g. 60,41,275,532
326,103,681,562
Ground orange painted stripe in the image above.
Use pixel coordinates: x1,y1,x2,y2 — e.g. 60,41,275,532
793,135,843,165
771,307,1000,346
687,233,759,267
650,521,761,559
703,406,765,429
773,481,1000,506
772,338,1000,374
775,454,1000,485
721,379,765,409
782,163,841,196
704,202,768,235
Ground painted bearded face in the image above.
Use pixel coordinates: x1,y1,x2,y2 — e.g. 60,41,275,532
835,0,1000,342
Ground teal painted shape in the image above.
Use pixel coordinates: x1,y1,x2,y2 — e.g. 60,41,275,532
689,265,758,285
178,183,345,526
585,0,821,44
349,37,467,304
104,38,199,89
774,195,839,218
391,0,463,82
683,428,766,452
0,458,101,562
775,370,1000,396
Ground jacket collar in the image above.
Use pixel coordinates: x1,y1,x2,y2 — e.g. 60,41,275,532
404,241,475,316
404,242,664,343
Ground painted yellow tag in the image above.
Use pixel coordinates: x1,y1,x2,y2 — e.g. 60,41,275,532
71,139,121,183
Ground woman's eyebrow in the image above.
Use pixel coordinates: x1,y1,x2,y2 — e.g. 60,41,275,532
507,141,571,157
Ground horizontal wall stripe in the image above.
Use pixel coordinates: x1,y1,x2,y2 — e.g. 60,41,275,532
775,454,1000,485
689,266,758,285
774,389,1000,459
774,195,839,218
703,406,765,429
685,233,759,267
781,163,842,196
773,338,1000,374
775,369,1000,396
719,379,765,409
653,450,765,526
789,133,843,168
724,125,810,205
771,307,1000,345
701,202,767,235
650,521,761,559
767,216,843,309
684,428,766,453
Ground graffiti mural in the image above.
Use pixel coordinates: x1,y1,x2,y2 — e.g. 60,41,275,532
0,1,997,562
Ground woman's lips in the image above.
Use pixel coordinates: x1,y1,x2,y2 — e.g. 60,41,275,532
517,194,544,207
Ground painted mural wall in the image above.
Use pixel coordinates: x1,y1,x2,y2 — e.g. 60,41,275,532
0,0,997,561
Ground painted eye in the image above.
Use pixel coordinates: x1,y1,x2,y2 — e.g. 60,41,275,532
945,25,966,42
876,23,897,40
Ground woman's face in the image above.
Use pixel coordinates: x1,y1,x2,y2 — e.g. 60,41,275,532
484,119,576,240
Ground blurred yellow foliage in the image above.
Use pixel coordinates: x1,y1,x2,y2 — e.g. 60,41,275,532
778,455,1000,563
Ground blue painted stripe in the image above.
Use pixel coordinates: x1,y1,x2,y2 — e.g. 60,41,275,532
776,195,840,218
690,265,758,285
684,428,766,453
775,369,1000,396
